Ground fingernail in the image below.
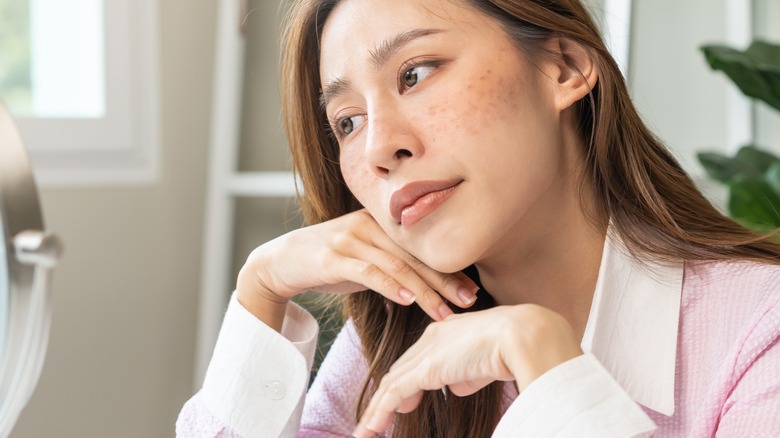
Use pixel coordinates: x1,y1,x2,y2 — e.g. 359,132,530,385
352,422,373,438
439,303,453,319
399,288,416,304
457,288,477,305
366,417,384,434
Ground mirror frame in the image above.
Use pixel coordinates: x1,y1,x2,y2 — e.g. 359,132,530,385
0,100,61,437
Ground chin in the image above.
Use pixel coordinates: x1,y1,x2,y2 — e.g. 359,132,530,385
414,249,476,274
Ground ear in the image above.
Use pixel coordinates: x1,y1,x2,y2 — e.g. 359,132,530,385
544,37,598,111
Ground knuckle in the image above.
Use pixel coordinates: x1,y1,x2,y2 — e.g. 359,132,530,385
417,286,440,303
378,375,398,396
438,274,459,292
420,358,439,383
351,209,374,228
380,274,397,292
360,262,380,277
318,247,340,270
330,230,353,251
388,257,413,276
405,254,426,269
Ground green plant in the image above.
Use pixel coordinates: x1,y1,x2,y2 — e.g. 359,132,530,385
697,40,780,233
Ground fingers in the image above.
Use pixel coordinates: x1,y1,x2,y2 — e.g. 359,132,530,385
355,344,444,436
395,391,424,414
406,256,480,309
337,240,473,321
353,315,502,437
366,231,481,309
257,209,480,320
448,377,493,397
355,354,459,436
355,373,427,437
351,304,584,437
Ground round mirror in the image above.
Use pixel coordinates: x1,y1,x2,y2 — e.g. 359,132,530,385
0,100,62,437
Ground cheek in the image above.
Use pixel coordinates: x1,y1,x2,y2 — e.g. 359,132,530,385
418,68,535,140
340,150,377,209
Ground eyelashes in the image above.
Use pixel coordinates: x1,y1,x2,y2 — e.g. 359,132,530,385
328,58,446,140
337,114,367,137
398,58,440,92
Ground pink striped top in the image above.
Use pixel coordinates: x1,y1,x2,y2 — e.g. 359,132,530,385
177,240,780,436
644,260,780,436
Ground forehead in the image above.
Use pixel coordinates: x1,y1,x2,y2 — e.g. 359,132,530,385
319,0,499,79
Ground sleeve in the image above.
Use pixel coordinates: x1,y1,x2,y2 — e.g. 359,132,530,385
176,292,319,438
299,320,374,437
716,297,780,437
492,354,657,438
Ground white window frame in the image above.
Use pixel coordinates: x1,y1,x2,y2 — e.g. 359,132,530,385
13,0,160,187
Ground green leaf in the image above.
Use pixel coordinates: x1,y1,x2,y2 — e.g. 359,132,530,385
765,162,780,195
697,151,741,182
728,176,780,232
697,145,780,183
701,41,780,111
734,145,780,175
745,41,780,69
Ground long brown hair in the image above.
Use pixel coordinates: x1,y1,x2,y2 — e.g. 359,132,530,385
280,0,780,436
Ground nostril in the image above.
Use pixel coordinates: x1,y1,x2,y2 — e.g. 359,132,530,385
394,149,413,159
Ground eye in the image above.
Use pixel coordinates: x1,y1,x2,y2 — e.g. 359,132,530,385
401,65,435,90
336,114,366,137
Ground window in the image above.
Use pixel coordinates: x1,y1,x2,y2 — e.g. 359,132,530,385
0,0,159,186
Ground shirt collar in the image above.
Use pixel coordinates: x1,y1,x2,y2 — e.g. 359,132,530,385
580,229,683,416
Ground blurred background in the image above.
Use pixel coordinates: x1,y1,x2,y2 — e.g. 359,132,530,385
0,0,778,436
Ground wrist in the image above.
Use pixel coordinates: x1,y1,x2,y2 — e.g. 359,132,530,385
502,305,583,391
236,262,290,332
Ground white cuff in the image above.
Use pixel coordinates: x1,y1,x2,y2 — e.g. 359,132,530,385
200,293,319,438
493,353,657,437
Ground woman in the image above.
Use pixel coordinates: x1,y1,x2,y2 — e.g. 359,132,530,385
178,0,780,436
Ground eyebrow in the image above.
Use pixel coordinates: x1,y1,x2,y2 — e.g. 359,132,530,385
320,28,445,111
369,28,444,68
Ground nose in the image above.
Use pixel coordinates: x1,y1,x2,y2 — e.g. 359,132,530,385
364,106,422,178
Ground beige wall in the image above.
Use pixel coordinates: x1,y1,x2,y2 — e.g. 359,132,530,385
231,0,299,282
11,1,215,436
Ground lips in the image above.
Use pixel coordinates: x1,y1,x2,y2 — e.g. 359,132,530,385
390,179,462,226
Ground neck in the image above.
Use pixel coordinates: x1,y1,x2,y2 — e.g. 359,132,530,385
474,147,607,340
476,214,605,340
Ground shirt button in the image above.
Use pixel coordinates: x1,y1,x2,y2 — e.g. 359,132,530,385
264,380,286,400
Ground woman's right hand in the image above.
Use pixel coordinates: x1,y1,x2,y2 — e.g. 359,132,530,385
236,209,480,331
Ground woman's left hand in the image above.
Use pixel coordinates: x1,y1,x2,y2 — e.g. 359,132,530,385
352,304,584,437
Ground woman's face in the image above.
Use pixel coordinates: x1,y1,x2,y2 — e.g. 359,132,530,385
320,0,581,273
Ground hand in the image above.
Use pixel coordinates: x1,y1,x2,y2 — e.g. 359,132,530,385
237,209,480,330
352,304,583,437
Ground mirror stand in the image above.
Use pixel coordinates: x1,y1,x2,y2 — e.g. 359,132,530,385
0,101,62,438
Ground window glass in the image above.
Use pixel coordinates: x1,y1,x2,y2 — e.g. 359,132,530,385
0,0,32,114
0,0,105,118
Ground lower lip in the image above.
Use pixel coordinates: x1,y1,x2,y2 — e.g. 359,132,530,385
400,185,459,227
